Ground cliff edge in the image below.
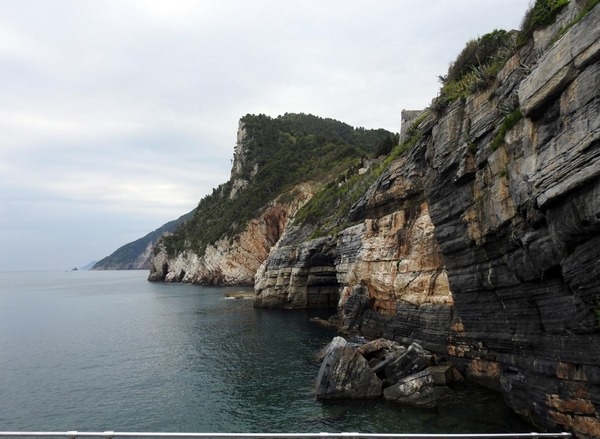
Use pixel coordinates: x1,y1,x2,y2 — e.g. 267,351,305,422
254,2,600,437
144,2,600,436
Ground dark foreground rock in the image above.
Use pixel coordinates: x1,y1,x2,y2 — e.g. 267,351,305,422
315,337,382,399
383,370,451,408
384,342,433,385
316,336,458,408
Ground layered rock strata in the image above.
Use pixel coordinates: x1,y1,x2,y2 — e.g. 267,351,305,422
258,4,600,437
255,147,454,351
426,5,600,436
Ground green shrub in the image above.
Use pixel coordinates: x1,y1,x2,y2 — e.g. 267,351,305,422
375,136,395,157
518,0,570,46
446,29,511,84
294,111,430,236
434,29,514,113
491,109,524,151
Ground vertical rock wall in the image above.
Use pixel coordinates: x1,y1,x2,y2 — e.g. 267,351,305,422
255,5,600,436
426,6,600,436
335,147,454,353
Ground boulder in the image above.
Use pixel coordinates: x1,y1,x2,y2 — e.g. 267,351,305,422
384,342,431,385
315,337,382,399
357,338,405,358
372,357,394,375
383,370,451,409
426,365,454,386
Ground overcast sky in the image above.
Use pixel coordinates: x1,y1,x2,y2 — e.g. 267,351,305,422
0,0,531,271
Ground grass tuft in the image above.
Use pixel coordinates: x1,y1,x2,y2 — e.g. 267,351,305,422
491,109,524,151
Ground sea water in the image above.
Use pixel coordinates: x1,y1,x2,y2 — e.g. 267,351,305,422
0,270,531,433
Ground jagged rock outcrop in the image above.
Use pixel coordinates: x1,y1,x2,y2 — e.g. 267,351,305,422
336,148,453,353
383,370,451,409
256,4,600,437
316,337,454,408
254,235,339,308
315,336,382,399
149,189,310,285
255,143,455,353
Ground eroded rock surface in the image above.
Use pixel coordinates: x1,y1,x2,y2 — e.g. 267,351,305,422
149,191,309,285
260,5,600,437
383,370,451,409
315,337,382,399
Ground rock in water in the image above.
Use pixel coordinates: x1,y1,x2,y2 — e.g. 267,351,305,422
426,365,454,386
315,337,382,399
383,370,450,408
384,342,431,385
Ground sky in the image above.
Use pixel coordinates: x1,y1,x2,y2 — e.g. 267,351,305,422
0,0,532,271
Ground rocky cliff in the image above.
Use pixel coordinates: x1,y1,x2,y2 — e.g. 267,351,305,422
149,186,311,285
254,2,600,437
143,2,600,436
147,113,393,286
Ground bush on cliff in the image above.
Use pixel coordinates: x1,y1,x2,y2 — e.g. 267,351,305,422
432,29,514,114
445,29,512,84
518,0,570,46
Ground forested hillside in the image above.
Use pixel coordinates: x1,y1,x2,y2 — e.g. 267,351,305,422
92,210,194,270
160,113,396,258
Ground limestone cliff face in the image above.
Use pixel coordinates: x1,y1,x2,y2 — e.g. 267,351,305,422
229,121,257,200
254,235,339,308
254,4,600,437
255,144,455,356
148,186,311,285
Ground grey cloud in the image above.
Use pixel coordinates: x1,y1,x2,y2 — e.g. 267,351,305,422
0,0,530,270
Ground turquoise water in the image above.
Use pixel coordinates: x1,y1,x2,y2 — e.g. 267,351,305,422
0,270,530,433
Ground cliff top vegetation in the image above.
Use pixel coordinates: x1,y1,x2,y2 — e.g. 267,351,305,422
431,0,599,115
160,113,396,257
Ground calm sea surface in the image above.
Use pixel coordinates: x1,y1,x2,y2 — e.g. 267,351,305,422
0,270,531,434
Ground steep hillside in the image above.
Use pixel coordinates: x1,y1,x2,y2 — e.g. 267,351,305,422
92,210,194,270
148,113,395,284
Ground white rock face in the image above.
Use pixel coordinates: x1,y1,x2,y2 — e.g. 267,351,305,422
148,185,312,286
229,121,259,200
